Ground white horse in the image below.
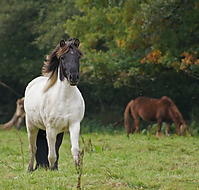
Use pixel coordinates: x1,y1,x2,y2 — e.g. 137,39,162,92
24,39,85,171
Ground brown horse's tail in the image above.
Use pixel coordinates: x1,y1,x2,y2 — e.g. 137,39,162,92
124,100,134,137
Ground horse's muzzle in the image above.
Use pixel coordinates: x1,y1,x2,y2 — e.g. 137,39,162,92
69,73,79,86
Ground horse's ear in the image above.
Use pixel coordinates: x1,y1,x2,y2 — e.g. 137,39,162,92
74,38,80,48
60,40,65,47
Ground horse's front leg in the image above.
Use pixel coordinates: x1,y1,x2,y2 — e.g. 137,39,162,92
156,120,163,136
69,123,80,168
165,123,170,135
26,120,39,172
134,119,140,134
46,129,57,170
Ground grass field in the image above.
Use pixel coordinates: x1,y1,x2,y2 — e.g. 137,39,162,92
0,125,199,190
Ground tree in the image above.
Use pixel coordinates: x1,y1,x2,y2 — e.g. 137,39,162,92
65,0,199,121
0,0,199,124
0,0,79,122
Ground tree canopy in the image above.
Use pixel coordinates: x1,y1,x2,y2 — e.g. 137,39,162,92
0,0,199,124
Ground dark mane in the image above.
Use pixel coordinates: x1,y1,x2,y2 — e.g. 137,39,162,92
42,39,83,91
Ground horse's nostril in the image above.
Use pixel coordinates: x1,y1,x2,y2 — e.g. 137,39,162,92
69,74,79,83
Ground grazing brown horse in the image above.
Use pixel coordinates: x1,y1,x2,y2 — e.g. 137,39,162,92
124,96,186,137
1,98,25,130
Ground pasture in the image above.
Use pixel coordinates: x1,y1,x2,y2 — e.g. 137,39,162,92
0,125,199,190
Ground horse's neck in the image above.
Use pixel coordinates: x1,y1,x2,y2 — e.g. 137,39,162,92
55,67,75,98
169,106,180,126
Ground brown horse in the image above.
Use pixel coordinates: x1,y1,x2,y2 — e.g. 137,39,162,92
124,96,186,137
1,98,25,130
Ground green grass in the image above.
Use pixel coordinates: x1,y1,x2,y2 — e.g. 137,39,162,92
0,126,199,190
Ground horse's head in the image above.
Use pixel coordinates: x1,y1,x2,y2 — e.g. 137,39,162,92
179,122,187,135
58,39,83,86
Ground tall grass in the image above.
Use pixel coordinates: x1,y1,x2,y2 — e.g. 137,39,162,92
0,122,199,189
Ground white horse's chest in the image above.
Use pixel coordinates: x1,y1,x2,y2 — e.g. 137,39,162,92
24,76,85,132
41,93,84,129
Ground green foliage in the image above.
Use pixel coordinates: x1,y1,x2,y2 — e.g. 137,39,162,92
0,0,79,85
65,0,199,122
0,0,80,122
66,0,199,79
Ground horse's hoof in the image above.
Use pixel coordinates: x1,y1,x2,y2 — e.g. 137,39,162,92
156,132,163,137
27,168,34,172
50,166,58,171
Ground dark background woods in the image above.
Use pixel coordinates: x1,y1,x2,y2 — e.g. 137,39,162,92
0,0,199,127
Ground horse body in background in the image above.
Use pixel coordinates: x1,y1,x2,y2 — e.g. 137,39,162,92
24,39,85,171
2,98,25,130
124,96,186,137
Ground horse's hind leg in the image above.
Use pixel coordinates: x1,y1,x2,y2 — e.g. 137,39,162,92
26,118,39,172
156,120,163,136
131,111,140,134
69,123,80,168
133,116,140,134
165,123,170,135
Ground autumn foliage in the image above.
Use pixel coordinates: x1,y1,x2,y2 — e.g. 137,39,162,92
0,0,199,123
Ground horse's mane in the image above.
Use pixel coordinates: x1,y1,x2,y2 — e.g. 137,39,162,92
42,38,83,92
161,96,184,125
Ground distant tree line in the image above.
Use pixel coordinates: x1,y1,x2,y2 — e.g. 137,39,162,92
0,0,199,125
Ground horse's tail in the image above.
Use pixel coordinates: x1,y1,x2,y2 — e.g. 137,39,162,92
124,100,134,137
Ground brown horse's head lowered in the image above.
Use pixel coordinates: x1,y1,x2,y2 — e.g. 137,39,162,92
124,96,186,137
163,96,187,135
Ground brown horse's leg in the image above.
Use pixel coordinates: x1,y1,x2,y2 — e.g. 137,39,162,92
148,124,153,133
17,115,24,130
126,123,133,137
175,126,180,135
134,117,140,134
165,123,170,135
156,120,163,136
131,111,140,134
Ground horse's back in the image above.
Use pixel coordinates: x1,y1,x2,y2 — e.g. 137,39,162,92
25,76,48,93
133,97,159,121
25,76,48,110
133,97,159,109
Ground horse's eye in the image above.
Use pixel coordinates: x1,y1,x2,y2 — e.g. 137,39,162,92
61,57,64,60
